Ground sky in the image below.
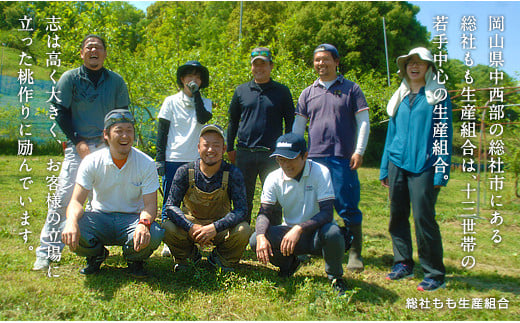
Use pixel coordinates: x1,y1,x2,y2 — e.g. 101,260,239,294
127,0,520,78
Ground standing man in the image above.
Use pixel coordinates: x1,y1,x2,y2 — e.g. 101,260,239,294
33,34,130,271
293,44,370,272
250,133,348,296
163,124,251,273
227,47,295,224
62,110,164,277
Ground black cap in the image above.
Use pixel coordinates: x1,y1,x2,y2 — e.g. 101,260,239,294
104,109,134,130
176,60,210,89
314,43,340,59
270,133,307,159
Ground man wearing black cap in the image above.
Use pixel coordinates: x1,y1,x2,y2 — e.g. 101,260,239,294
293,44,370,272
61,110,164,277
33,34,131,271
227,47,295,224
250,132,348,296
155,60,213,257
162,124,251,273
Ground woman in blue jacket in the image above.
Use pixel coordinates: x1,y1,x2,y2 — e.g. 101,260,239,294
380,47,452,291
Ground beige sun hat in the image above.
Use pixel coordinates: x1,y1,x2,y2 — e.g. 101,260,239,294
396,47,436,78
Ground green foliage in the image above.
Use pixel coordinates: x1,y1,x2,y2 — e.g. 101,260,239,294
279,2,428,74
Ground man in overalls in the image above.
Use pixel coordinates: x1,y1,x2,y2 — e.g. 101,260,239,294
162,124,251,272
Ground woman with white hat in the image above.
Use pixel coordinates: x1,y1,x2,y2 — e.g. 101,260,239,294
379,47,453,291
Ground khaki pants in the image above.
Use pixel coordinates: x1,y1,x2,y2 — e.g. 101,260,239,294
163,219,251,266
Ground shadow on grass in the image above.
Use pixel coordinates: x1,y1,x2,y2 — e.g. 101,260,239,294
81,248,399,305
364,252,520,296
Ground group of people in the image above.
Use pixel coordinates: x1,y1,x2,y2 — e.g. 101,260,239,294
31,34,452,295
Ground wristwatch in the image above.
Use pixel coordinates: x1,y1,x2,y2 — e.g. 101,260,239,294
138,218,151,230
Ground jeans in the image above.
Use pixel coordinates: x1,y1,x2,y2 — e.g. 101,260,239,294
312,156,362,226
76,211,164,261
161,161,187,219
35,139,105,261
250,223,345,279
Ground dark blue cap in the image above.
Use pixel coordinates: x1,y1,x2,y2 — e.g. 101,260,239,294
270,133,307,159
314,43,340,59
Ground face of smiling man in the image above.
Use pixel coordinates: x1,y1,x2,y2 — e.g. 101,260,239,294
80,37,107,71
104,123,134,160
198,131,226,168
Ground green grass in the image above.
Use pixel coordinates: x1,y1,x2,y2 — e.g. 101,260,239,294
1,155,519,320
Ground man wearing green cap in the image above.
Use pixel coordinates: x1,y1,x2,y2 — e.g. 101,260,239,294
227,47,294,224
62,110,164,277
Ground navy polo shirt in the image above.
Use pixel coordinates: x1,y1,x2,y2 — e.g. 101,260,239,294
296,75,369,159
227,79,294,151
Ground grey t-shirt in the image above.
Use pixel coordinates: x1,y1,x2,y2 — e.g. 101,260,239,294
53,65,130,139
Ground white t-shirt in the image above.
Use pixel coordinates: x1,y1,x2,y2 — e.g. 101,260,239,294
157,90,212,162
261,160,335,226
76,147,159,214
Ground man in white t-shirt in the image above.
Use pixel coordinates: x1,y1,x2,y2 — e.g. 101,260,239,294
250,133,349,296
62,109,164,277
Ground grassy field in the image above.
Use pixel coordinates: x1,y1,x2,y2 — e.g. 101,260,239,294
1,154,519,320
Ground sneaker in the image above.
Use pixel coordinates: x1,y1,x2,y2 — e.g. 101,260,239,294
208,250,235,273
32,257,50,271
172,248,202,272
127,261,148,278
173,263,189,273
80,248,109,275
386,262,414,281
278,257,302,278
331,277,349,296
161,245,171,257
417,278,446,291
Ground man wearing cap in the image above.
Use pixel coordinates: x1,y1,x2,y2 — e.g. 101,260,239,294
162,124,251,272
156,60,212,257
293,43,370,272
61,110,164,277
227,47,295,224
33,34,131,271
250,132,349,296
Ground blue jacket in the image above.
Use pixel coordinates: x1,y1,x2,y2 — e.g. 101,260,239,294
380,87,452,186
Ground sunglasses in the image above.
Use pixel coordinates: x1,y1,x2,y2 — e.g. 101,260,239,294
251,50,271,58
109,111,135,124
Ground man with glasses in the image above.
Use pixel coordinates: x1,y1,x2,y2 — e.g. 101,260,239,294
293,44,370,272
61,110,164,277
250,133,349,296
226,47,295,224
33,34,131,271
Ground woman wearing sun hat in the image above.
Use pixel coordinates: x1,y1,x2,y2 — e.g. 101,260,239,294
379,47,453,291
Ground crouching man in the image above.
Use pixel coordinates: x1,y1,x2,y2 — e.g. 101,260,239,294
163,124,251,272
62,109,164,277
250,133,349,296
